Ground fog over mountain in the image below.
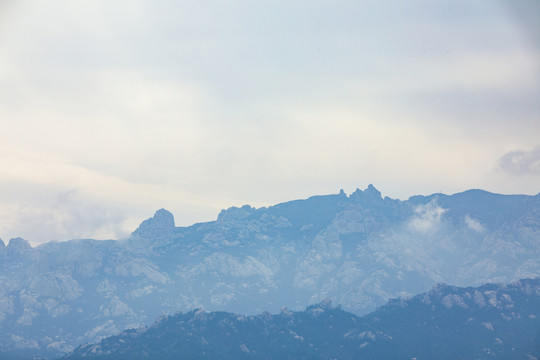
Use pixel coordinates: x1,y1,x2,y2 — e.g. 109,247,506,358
0,185,539,358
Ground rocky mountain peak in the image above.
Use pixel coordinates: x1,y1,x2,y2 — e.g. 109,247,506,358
350,184,383,203
132,208,175,239
307,299,336,313
6,237,32,253
217,205,255,222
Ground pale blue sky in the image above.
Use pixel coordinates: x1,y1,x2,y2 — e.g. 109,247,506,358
0,0,539,245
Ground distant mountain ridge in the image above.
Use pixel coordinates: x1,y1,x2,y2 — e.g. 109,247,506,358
62,278,540,360
1,185,539,358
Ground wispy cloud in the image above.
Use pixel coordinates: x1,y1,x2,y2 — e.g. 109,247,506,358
465,214,485,233
498,146,540,175
7,189,129,244
408,201,447,234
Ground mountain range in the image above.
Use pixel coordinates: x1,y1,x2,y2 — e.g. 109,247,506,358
1,185,539,358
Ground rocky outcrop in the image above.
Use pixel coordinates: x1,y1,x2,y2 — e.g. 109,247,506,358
132,208,175,239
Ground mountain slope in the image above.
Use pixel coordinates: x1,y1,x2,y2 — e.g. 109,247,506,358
1,186,540,358
62,278,540,360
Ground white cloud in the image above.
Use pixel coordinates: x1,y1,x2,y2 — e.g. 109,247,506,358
8,189,127,243
498,146,540,175
409,201,447,234
465,215,485,233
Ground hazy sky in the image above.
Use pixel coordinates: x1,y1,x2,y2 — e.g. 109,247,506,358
1,0,539,245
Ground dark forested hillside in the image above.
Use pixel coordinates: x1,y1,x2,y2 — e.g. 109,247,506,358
63,278,540,360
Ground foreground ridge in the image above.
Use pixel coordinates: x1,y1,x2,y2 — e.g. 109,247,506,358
63,278,540,360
